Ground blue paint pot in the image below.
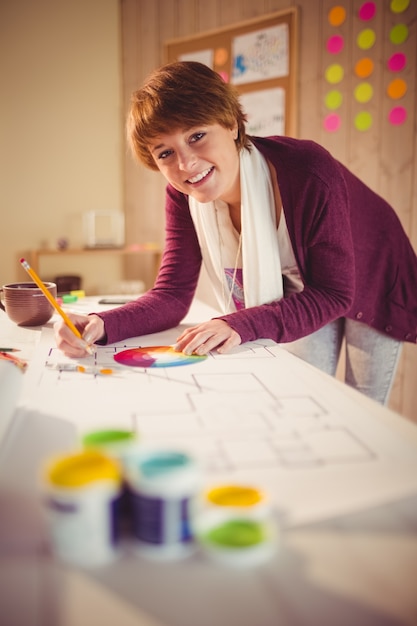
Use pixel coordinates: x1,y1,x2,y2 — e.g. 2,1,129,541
126,449,200,560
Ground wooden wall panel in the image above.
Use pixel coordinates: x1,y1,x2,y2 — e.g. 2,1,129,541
295,1,321,140
120,0,417,422
158,0,177,55
380,3,416,232
402,139,417,419
319,0,350,163
195,1,216,33
377,2,417,417
177,0,197,37
349,0,383,188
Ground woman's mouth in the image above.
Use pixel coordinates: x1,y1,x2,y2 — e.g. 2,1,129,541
187,166,214,185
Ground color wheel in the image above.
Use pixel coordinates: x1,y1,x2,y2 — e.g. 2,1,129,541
113,345,207,368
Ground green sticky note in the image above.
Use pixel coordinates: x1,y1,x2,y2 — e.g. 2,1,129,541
325,90,343,110
62,294,78,303
390,24,408,45
354,111,373,131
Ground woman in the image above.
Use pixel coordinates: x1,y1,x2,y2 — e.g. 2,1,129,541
55,61,417,405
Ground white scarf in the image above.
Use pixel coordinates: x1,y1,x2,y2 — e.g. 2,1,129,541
188,142,283,313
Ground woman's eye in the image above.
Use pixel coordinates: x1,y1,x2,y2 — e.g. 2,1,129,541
158,149,173,160
190,132,205,144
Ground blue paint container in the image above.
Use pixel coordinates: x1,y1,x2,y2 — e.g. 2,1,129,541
126,450,200,559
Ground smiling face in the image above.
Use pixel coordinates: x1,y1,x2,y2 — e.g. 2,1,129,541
148,123,241,208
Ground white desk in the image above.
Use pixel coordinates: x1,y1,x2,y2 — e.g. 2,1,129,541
1,300,417,626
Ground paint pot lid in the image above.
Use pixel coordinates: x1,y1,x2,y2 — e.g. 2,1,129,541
126,449,200,495
206,484,266,508
46,449,121,487
140,450,191,478
82,428,137,448
204,518,266,547
195,511,277,567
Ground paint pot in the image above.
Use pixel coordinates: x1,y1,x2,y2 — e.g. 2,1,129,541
126,449,200,560
43,449,122,567
81,428,139,462
81,428,139,533
194,484,277,567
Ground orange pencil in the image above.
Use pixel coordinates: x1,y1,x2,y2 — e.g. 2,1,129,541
20,258,93,354
0,351,27,371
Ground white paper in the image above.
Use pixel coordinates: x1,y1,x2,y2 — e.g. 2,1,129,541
179,49,213,68
240,88,285,136
19,316,417,529
232,24,289,85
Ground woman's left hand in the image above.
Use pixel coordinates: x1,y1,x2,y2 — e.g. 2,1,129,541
174,319,241,355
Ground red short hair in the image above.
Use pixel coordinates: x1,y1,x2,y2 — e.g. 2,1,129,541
127,61,249,170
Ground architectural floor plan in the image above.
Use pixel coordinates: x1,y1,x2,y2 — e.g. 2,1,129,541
19,325,417,528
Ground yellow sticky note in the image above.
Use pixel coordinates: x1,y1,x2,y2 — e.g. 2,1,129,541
325,63,344,85
357,29,376,50
354,82,373,103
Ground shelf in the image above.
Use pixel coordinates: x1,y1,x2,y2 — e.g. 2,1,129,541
28,245,162,276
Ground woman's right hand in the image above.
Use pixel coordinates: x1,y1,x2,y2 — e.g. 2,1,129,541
54,313,105,357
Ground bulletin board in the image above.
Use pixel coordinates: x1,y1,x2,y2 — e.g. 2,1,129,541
164,8,299,138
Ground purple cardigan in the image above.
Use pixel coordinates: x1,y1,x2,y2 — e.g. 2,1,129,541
97,136,417,345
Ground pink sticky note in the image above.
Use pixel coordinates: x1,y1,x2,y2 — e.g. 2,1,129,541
327,34,344,54
388,106,407,125
324,113,341,132
387,52,407,72
359,2,376,21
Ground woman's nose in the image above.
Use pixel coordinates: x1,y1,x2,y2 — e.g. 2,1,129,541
177,147,196,171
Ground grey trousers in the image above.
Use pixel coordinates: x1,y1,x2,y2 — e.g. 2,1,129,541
283,318,402,405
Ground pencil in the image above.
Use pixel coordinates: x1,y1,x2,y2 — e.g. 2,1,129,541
0,351,27,371
0,347,20,352
19,258,93,354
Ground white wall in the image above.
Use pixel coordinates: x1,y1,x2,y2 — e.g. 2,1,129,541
0,0,123,293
